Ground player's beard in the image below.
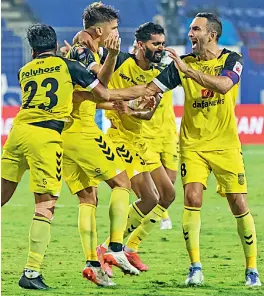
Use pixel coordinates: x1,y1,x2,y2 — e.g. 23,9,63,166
145,47,163,63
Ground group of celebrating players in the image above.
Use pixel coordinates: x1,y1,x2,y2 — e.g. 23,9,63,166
1,1,261,290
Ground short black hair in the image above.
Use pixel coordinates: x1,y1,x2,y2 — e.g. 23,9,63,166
135,22,165,42
82,2,119,29
195,12,222,41
27,23,57,53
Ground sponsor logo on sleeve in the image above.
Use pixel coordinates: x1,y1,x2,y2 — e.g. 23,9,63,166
233,61,243,76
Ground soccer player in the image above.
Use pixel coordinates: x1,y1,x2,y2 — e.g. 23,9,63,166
110,12,262,287
136,48,179,230
61,3,142,286
93,22,176,272
1,23,112,290
142,88,179,230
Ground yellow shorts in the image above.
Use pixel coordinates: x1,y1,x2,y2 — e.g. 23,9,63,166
141,145,162,173
107,128,148,179
1,124,63,196
144,136,179,172
180,148,247,196
62,127,126,194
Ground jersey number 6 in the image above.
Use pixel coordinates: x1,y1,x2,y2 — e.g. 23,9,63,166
22,78,58,111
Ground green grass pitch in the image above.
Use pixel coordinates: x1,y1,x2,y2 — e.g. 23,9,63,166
1,145,264,296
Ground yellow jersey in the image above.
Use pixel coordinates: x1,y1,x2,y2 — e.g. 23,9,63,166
14,53,99,130
105,53,162,141
65,43,101,132
153,49,243,151
142,89,177,140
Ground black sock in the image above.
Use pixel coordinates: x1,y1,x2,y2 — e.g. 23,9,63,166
86,260,101,267
109,242,123,252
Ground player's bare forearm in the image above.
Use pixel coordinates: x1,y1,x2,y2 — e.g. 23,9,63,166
74,87,109,103
108,82,161,101
97,54,117,86
185,67,233,95
131,110,153,120
96,102,114,110
108,84,147,101
130,93,162,120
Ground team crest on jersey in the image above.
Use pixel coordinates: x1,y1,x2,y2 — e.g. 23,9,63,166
238,173,245,185
77,47,86,60
233,61,243,76
200,65,210,72
136,74,146,83
201,89,214,98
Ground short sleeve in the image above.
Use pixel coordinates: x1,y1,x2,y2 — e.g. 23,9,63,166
68,45,98,71
152,61,181,92
63,58,99,91
221,52,243,84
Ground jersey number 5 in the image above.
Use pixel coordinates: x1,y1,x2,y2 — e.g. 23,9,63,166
22,78,58,110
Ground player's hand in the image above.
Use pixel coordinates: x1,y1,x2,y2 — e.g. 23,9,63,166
73,30,96,52
165,47,189,73
129,96,156,111
60,40,71,57
104,33,121,57
113,101,133,115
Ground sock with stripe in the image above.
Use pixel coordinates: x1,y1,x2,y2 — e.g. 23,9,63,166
125,204,165,252
78,203,98,262
182,206,201,264
25,216,51,272
162,210,169,220
235,211,257,269
123,202,145,239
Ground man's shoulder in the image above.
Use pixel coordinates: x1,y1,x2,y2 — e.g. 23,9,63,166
219,48,242,61
68,43,95,60
181,53,197,63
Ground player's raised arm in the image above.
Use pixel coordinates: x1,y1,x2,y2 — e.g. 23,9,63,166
167,48,243,95
96,33,120,86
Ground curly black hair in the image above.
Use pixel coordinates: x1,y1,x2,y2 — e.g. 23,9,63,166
27,23,57,53
135,22,165,42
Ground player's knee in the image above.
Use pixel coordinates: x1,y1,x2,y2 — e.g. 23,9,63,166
35,199,56,221
111,172,131,190
184,189,202,207
1,178,17,207
77,188,97,206
227,193,248,215
136,185,159,206
159,186,175,207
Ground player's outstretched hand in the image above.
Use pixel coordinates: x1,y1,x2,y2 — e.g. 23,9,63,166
73,30,96,52
113,101,133,115
165,47,188,73
60,40,71,57
128,96,156,111
104,33,121,57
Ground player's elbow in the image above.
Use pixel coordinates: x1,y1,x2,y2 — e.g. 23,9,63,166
92,86,110,102
218,87,232,95
218,78,234,95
